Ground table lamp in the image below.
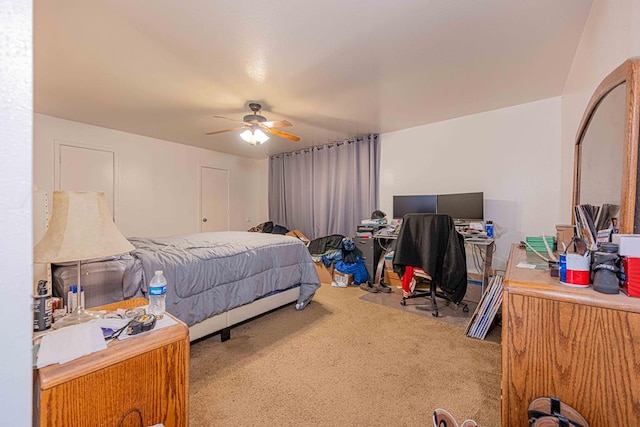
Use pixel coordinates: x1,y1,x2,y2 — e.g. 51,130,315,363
34,191,134,328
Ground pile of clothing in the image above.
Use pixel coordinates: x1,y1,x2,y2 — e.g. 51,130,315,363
307,235,368,285
247,221,289,235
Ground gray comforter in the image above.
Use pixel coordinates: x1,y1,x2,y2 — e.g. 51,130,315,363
128,231,320,326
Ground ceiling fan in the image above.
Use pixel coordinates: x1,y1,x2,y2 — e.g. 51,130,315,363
206,103,300,145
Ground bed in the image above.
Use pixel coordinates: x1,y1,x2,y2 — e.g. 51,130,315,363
52,231,321,341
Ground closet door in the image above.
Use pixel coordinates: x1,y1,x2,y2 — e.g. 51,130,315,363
56,143,116,218
200,166,229,232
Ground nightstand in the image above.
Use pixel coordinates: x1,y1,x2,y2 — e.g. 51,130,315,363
33,298,190,427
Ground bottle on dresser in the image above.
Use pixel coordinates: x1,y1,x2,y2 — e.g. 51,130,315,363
148,270,167,319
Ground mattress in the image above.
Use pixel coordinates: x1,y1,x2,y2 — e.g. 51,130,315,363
52,255,144,309
53,232,320,327
129,231,320,326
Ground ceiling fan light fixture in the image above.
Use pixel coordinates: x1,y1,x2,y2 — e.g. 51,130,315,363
254,129,269,144
207,102,299,143
240,128,269,145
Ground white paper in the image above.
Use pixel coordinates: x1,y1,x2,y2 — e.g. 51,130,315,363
516,262,537,269
36,323,107,368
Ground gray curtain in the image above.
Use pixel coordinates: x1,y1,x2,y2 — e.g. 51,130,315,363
268,134,379,239
283,150,314,238
268,154,286,226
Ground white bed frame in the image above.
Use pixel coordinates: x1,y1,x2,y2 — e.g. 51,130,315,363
188,287,300,342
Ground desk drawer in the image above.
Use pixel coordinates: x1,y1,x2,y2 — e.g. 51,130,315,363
354,237,382,282
353,237,382,263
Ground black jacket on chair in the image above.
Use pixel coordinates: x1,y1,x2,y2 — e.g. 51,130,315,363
393,214,467,303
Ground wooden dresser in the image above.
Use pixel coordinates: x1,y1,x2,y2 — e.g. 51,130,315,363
34,298,190,427
502,245,640,426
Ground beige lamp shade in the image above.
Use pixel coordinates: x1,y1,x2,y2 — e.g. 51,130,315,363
34,191,134,263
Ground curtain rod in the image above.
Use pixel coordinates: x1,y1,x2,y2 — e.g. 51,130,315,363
269,134,378,159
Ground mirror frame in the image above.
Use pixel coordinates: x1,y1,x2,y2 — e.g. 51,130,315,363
573,57,640,234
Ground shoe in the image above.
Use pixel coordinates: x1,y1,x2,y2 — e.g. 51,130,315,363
533,417,572,426
375,283,392,293
433,409,478,427
528,397,589,427
359,283,380,293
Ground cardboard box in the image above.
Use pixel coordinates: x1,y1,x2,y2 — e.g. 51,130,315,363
384,270,402,287
464,281,483,303
556,225,575,252
384,254,394,271
332,270,353,287
613,234,640,257
622,256,640,297
384,269,430,289
314,262,334,285
286,229,310,245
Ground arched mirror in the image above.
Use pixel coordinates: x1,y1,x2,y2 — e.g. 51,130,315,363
573,57,640,235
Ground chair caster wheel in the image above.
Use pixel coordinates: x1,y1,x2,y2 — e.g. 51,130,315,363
463,305,469,313
432,310,438,317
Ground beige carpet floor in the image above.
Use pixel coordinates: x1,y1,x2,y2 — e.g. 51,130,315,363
189,284,502,426
358,286,502,344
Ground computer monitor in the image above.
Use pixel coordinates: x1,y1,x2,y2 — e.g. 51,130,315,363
436,192,484,223
393,195,437,219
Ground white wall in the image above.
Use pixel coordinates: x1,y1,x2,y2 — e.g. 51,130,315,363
560,0,640,218
34,114,269,238
380,97,562,270
380,0,640,272
0,1,33,425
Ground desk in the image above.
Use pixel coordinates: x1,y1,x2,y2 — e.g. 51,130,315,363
372,234,397,286
464,238,494,303
33,298,190,427
373,234,494,303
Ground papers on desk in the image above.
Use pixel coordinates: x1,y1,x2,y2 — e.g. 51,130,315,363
374,226,399,238
516,261,550,270
574,203,620,251
516,262,537,269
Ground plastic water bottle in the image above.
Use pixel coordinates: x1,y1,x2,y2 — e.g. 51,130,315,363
148,270,167,319
485,220,494,238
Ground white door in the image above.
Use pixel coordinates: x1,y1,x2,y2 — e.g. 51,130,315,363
201,166,229,232
57,144,116,218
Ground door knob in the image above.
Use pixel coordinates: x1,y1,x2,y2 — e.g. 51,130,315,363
202,218,208,222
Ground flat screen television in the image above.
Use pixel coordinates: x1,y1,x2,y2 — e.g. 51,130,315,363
393,195,437,219
436,192,484,223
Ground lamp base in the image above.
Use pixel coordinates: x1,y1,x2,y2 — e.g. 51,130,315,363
52,308,103,329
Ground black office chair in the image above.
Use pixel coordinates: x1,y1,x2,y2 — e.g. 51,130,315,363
393,213,468,317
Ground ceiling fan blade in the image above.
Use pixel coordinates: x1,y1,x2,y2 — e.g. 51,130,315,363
262,120,293,128
261,126,301,142
205,125,248,135
213,115,247,125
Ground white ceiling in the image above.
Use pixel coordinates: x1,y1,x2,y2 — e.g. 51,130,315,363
34,0,592,160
